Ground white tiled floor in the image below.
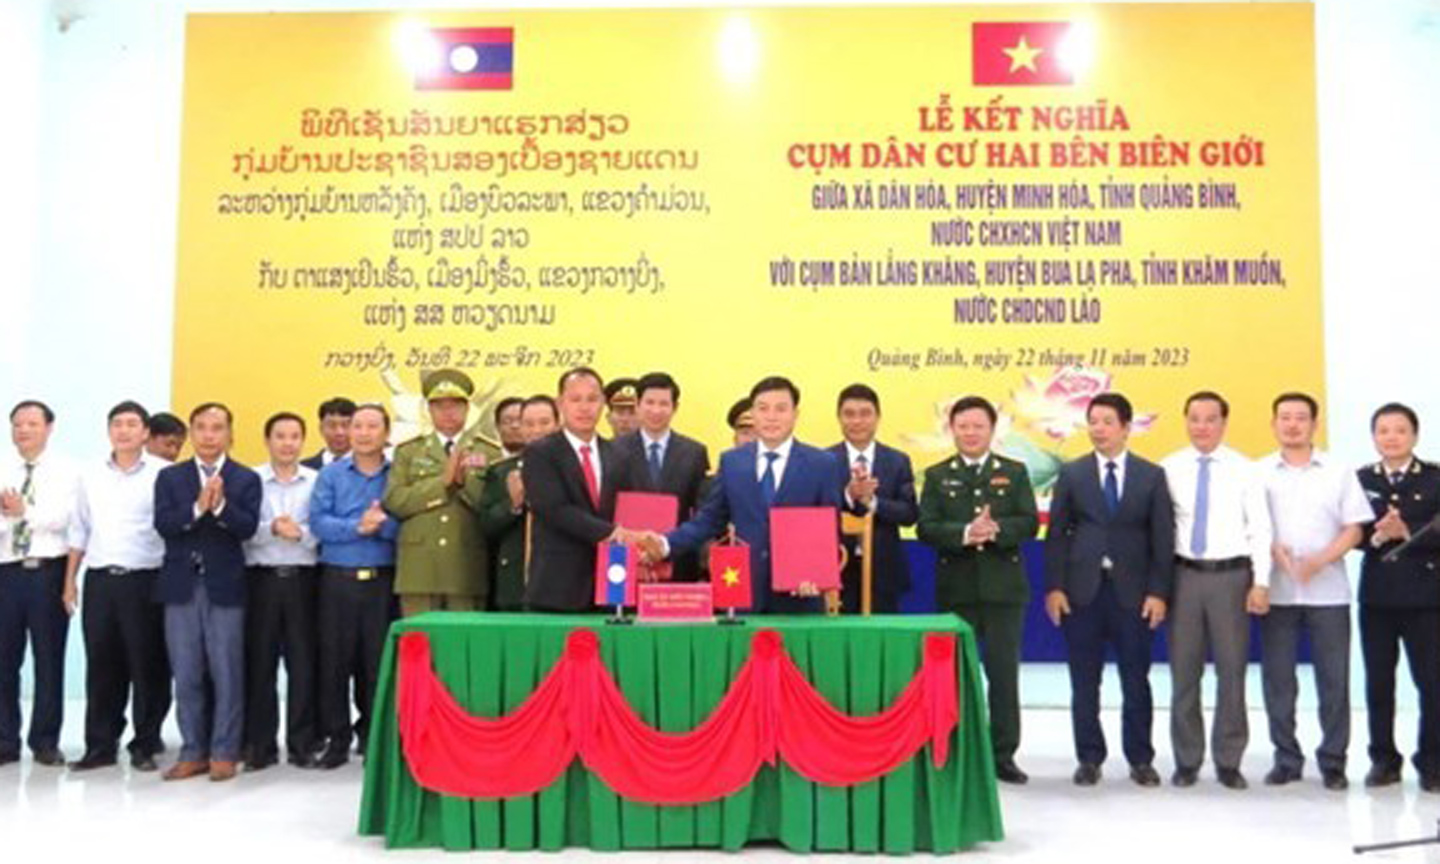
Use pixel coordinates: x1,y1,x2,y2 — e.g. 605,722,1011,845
4,701,1440,861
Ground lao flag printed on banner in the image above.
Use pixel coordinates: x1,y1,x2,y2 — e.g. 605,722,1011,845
417,28,514,91
972,22,1073,86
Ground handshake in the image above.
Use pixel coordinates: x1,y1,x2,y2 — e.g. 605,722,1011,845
607,527,667,565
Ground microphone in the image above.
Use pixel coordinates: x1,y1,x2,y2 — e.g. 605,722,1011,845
1382,513,1440,563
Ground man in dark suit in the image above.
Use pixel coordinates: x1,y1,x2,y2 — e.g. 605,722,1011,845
523,368,634,612
645,377,845,613
153,402,262,782
828,383,918,613
616,372,710,580
1044,392,1175,788
1357,402,1440,791
301,397,355,472
917,395,1038,783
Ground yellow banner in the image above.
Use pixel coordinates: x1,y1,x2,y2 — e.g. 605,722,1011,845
175,5,1321,490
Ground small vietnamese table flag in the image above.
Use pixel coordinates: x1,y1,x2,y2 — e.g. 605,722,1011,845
709,543,752,611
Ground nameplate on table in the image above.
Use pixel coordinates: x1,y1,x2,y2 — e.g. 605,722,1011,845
636,583,715,624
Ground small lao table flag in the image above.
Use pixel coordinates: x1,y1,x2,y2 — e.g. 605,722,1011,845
595,541,637,607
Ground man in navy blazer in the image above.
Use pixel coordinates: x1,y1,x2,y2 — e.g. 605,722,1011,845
153,403,261,782
829,383,919,614
648,377,844,614
1044,392,1175,788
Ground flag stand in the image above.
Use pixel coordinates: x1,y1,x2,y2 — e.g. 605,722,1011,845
718,606,743,626
607,604,633,625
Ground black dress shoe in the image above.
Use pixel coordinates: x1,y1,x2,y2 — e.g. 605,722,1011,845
246,753,278,772
994,760,1029,785
1171,767,1198,788
1073,763,1102,786
1421,773,1440,793
130,753,159,773
1217,768,1248,790
32,749,65,767
1264,765,1302,786
317,747,349,770
1129,763,1161,787
1322,769,1349,791
287,751,319,770
68,753,118,772
1364,764,1401,788
0,751,20,767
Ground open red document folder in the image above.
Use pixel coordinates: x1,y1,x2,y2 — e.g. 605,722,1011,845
593,492,679,605
769,506,842,592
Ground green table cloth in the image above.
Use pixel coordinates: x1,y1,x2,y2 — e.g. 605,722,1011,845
359,613,1004,853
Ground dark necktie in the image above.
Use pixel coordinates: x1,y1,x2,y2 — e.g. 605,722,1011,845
1104,461,1120,516
12,462,34,557
1390,471,1404,487
648,441,663,485
760,451,780,507
444,439,454,456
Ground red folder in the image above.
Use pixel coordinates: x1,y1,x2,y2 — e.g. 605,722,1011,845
769,506,842,592
609,491,679,584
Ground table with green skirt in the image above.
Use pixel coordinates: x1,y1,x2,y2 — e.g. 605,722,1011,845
358,612,1004,853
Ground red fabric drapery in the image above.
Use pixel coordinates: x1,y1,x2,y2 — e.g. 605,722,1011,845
397,627,958,805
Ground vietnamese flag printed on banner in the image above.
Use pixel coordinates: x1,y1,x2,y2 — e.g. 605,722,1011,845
972,22,1073,86
417,27,514,90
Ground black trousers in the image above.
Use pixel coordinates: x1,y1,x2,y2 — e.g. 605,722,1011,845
1062,579,1156,767
0,558,69,756
317,567,394,751
1361,605,1440,776
244,566,320,759
81,568,170,758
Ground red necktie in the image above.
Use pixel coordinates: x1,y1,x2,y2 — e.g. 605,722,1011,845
579,444,600,509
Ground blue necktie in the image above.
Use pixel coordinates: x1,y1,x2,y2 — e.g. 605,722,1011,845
1191,455,1211,558
1103,460,1120,516
201,462,218,480
648,441,663,485
760,451,780,507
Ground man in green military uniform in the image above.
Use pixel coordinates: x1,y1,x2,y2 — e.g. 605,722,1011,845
384,369,494,616
917,395,1039,784
480,395,559,611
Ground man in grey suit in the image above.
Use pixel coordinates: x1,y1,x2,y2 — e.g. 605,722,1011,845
1044,392,1175,788
616,372,710,580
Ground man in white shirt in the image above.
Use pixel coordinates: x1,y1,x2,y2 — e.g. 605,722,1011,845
1260,392,1372,791
67,401,170,773
242,412,321,771
0,400,80,767
1162,392,1272,790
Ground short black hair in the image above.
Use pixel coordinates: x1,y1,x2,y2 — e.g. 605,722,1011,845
557,366,604,395
1087,392,1134,425
1372,402,1419,433
949,396,997,425
837,384,880,413
727,398,753,429
148,412,187,438
107,400,150,425
189,402,233,426
522,394,560,421
264,411,307,439
750,376,800,407
636,372,680,404
1272,392,1319,420
353,402,391,430
493,397,525,426
10,400,54,424
1184,391,1230,419
317,397,357,421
